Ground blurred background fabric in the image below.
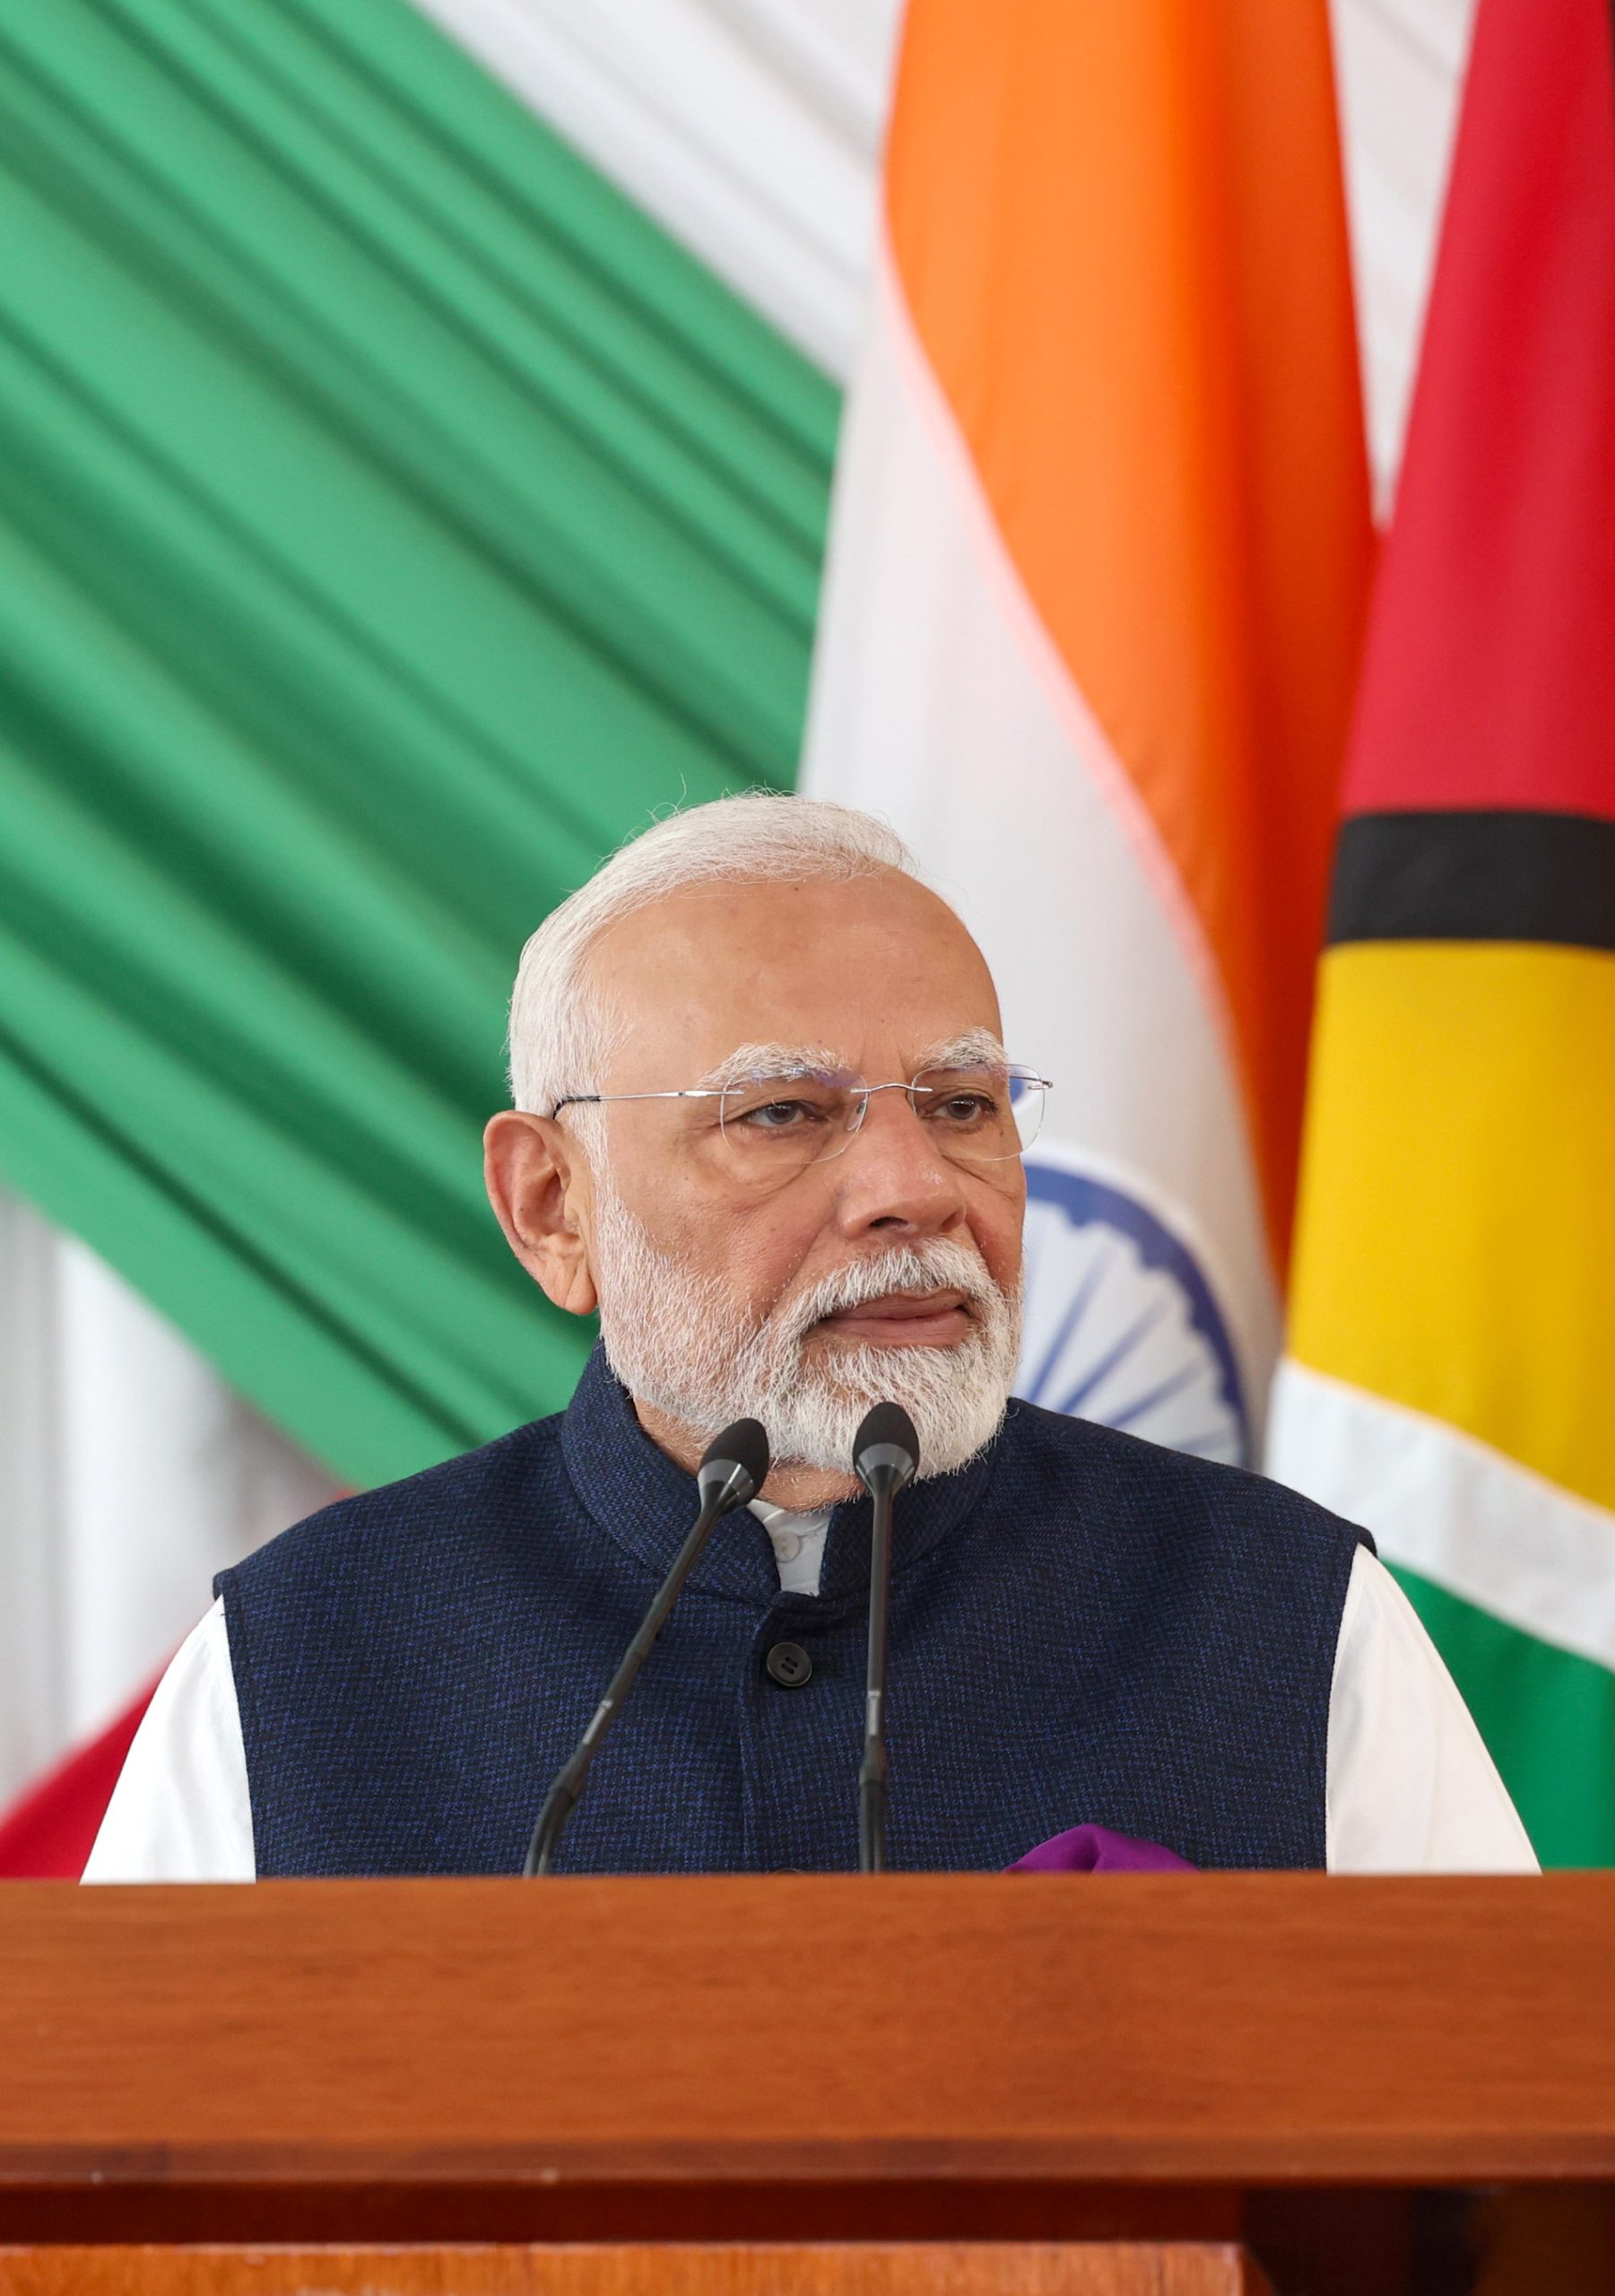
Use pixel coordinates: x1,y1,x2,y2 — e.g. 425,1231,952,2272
0,0,1485,1843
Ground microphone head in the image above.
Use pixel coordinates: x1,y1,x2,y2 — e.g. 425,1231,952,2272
853,1401,920,1498
696,1417,771,1510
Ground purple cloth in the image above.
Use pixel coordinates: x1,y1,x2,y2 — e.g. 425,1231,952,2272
1008,1822,1194,1874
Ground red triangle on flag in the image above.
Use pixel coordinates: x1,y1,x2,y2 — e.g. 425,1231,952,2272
0,1686,156,1880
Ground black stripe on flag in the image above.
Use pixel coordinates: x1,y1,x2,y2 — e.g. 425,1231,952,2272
1327,810,1615,950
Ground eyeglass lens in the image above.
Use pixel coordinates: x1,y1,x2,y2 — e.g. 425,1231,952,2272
716,1066,1045,1170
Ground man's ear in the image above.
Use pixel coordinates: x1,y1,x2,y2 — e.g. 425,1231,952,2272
483,1111,599,1317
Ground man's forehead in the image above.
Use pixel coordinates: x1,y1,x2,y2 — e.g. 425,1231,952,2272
590,872,1003,1077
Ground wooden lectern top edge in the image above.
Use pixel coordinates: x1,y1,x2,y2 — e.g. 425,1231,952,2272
4,1873,1611,2191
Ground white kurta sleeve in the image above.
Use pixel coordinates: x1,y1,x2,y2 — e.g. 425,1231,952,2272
82,1598,256,1883
1326,1545,1539,1873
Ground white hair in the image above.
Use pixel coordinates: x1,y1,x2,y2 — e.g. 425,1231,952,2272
508,793,919,1116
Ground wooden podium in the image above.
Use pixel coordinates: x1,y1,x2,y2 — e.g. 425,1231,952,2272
3,1874,1614,2294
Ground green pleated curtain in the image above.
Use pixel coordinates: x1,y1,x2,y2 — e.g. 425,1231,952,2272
0,0,837,1485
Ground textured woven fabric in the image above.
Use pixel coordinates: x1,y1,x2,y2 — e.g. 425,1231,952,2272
220,1345,1370,1876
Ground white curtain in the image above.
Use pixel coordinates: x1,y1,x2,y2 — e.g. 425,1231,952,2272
1332,0,1477,510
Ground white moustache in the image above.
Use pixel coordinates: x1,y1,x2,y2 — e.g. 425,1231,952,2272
772,1239,1002,1347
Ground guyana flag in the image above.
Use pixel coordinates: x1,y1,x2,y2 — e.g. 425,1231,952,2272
1269,0,1615,1865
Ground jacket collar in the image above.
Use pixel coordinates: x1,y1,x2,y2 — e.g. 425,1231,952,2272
559,1343,1001,1610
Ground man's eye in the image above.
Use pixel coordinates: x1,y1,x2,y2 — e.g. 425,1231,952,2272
738,1098,821,1130
931,1092,997,1125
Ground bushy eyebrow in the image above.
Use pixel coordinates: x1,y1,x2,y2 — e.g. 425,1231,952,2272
693,1043,844,1091
693,1030,1008,1092
911,1028,1008,1073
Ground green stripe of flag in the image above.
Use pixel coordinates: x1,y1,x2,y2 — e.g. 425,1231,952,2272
1392,1565,1615,1867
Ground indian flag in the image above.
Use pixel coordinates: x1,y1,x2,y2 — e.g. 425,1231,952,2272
803,3,1372,1464
1269,0,1615,1865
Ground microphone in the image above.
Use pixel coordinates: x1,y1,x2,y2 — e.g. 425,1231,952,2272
524,1416,770,1875
852,1401,919,1874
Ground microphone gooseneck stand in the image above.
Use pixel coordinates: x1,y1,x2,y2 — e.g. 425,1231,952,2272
852,1401,919,1874
523,1416,770,1876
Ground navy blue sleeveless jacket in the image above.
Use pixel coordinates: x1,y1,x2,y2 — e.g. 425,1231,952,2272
218,1345,1370,1876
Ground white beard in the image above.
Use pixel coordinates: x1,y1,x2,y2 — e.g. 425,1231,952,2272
590,1179,1022,1480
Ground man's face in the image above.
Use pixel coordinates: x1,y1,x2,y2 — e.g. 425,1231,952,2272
488,868,1029,1493
582,867,1022,1478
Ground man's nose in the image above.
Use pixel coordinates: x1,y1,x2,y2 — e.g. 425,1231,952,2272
825,1087,969,1235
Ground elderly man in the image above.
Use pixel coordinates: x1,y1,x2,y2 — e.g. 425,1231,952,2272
89,796,1534,1879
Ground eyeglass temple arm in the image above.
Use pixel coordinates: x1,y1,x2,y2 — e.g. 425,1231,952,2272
546,1089,729,1117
